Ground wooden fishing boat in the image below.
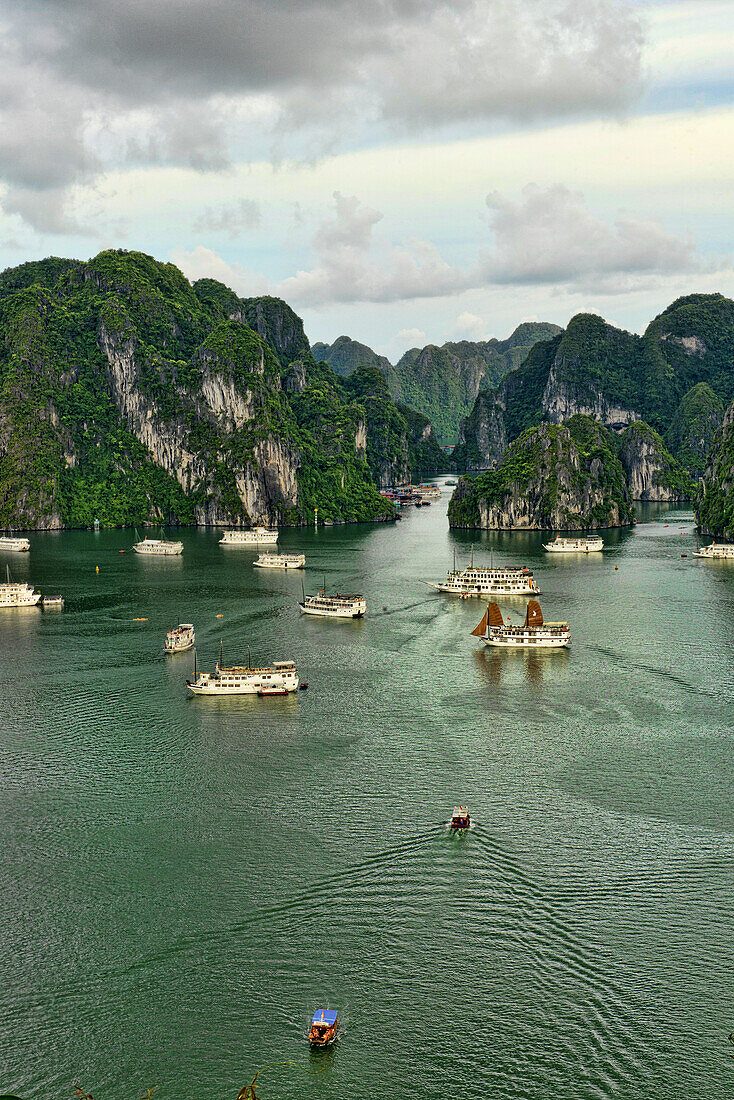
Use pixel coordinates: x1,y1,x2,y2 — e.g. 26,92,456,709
309,1009,338,1047
451,806,470,829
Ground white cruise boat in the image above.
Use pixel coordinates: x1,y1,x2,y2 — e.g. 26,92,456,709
543,535,604,553
165,623,195,653
220,527,278,546
429,563,539,597
0,568,41,608
0,536,30,552
133,537,183,556
692,541,734,559
254,552,306,569
299,591,366,618
187,659,299,695
471,600,570,648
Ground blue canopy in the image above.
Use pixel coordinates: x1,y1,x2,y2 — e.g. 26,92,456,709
312,1009,337,1026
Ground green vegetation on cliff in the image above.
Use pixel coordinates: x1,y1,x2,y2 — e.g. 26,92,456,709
0,250,421,528
457,295,734,476
664,382,725,477
696,404,734,537
313,323,562,445
448,415,634,530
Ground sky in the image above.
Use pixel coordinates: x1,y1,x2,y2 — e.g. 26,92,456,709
1,0,733,359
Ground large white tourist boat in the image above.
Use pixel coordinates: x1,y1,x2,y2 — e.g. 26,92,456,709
165,623,195,653
187,659,299,695
692,541,734,559
429,563,540,597
471,600,570,648
0,567,41,608
299,590,366,618
220,527,279,546
254,553,306,569
133,537,183,556
543,535,604,553
0,536,30,552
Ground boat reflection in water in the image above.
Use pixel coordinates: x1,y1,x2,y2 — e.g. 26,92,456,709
473,644,569,687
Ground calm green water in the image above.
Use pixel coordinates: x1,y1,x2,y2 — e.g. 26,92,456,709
2,488,733,1100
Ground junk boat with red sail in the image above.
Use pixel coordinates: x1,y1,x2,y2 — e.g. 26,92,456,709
309,1009,338,1048
451,806,470,829
471,600,570,649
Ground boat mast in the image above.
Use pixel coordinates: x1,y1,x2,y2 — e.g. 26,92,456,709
248,644,252,670
219,639,223,668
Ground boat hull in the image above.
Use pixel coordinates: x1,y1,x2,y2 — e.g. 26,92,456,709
166,642,194,653
299,603,364,618
483,634,569,648
430,582,540,597
187,681,298,695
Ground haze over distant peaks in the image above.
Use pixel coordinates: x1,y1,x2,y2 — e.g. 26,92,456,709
313,322,563,444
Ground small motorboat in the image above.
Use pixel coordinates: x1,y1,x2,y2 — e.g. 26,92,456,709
450,805,470,829
41,595,64,609
299,681,309,690
309,1009,338,1047
258,684,290,696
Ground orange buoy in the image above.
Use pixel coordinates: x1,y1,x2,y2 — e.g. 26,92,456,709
216,614,223,618
614,565,618,570
95,565,99,574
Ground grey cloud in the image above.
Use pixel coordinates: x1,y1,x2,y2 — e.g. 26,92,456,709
480,184,698,286
0,0,644,229
193,199,262,237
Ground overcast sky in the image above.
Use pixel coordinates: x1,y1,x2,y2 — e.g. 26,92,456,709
1,0,733,356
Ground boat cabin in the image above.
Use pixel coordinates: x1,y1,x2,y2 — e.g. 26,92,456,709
309,1009,338,1047
451,806,470,829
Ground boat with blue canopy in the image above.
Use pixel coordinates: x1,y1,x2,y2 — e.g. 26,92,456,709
309,1009,338,1047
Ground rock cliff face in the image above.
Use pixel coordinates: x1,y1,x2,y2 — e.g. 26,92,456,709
0,250,417,529
454,297,734,476
696,401,734,536
448,415,634,530
617,422,695,501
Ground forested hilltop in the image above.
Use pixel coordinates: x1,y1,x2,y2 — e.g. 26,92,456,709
454,295,734,478
447,295,734,530
0,251,447,530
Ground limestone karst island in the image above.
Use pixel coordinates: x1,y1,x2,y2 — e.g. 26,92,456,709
3,1,734,1099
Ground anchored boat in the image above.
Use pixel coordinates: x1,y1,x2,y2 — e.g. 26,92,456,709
254,552,305,569
220,526,278,546
0,536,30,552
471,600,570,648
165,623,195,653
309,1010,338,1048
543,535,603,553
133,537,183,556
0,566,41,608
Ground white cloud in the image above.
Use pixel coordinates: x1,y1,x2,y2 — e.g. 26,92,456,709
447,311,488,341
478,183,700,288
170,245,269,297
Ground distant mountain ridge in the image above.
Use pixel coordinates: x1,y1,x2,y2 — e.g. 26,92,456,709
313,322,562,444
